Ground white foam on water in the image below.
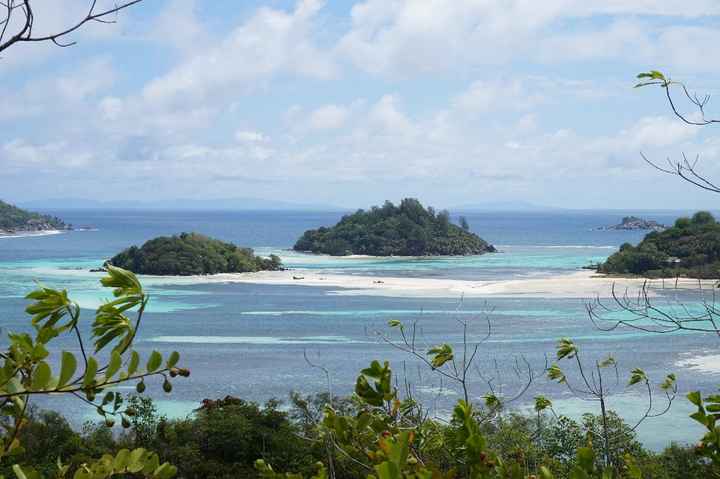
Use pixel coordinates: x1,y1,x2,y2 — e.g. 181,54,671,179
0,230,66,239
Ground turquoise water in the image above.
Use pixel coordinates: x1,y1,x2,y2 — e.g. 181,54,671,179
0,209,717,449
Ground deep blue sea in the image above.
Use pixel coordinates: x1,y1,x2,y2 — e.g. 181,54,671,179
1,209,718,450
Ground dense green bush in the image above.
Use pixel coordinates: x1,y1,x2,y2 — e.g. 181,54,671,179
600,211,720,278
110,232,283,276
293,198,495,256
12,393,716,479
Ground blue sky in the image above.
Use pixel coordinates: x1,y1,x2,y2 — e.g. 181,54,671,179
2,0,720,209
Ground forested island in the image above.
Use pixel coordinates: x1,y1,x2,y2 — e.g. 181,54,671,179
0,199,69,234
599,211,720,278
109,232,282,276
294,198,496,256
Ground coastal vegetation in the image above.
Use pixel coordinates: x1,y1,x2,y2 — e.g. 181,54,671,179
109,232,282,276
7,391,715,479
599,211,720,278
294,198,495,256
0,199,68,233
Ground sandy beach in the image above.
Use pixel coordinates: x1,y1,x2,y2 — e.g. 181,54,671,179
145,268,715,299
676,353,720,375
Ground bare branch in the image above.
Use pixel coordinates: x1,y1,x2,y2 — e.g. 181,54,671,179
0,0,144,54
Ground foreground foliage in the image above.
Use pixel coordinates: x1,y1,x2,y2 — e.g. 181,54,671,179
110,232,282,276
0,265,188,478
7,376,716,479
600,211,720,278
293,198,496,256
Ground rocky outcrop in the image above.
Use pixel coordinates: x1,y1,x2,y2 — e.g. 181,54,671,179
598,216,667,232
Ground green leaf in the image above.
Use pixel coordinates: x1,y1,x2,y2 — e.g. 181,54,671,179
58,351,77,388
374,461,401,479
484,393,501,409
127,350,140,376
688,390,702,407
146,351,162,373
128,448,147,473
106,351,122,381
534,395,552,412
387,319,402,328
83,357,98,388
166,351,180,369
101,265,143,297
576,446,595,472
31,361,52,390
12,464,40,479
628,368,647,386
556,338,577,360
547,364,566,384
153,463,178,479
427,343,454,369
598,356,616,368
660,373,677,391
113,448,130,470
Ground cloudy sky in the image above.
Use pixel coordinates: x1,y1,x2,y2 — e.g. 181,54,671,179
2,0,720,209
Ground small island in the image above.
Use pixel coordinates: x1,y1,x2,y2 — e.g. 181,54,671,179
109,232,282,276
598,216,667,232
599,211,720,278
293,198,496,256
0,200,70,235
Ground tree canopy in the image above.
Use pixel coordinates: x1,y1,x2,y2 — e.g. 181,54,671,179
0,199,67,231
600,211,720,278
110,232,282,276
293,198,495,256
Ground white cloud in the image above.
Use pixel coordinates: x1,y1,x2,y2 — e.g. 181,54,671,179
338,0,720,75
453,79,545,113
308,104,350,130
235,130,269,143
150,0,208,53
2,0,720,208
141,0,336,108
3,139,93,170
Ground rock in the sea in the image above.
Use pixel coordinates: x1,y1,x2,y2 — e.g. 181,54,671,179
598,216,667,232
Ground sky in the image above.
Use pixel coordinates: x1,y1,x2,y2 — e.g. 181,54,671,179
2,0,720,210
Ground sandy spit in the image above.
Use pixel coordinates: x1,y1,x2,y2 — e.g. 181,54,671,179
142,269,714,299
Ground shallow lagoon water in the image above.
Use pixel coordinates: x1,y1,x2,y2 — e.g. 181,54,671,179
0,209,717,450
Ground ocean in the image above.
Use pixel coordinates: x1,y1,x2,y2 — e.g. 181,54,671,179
0,209,716,450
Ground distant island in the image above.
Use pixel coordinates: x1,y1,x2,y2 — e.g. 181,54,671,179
598,216,667,232
293,198,496,256
599,211,720,278
109,232,282,276
0,200,70,235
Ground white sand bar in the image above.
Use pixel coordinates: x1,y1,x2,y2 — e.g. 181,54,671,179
146,269,715,299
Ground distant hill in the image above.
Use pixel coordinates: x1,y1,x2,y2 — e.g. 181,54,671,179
294,198,496,256
600,211,720,278
18,197,339,211
109,232,282,276
0,200,68,233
